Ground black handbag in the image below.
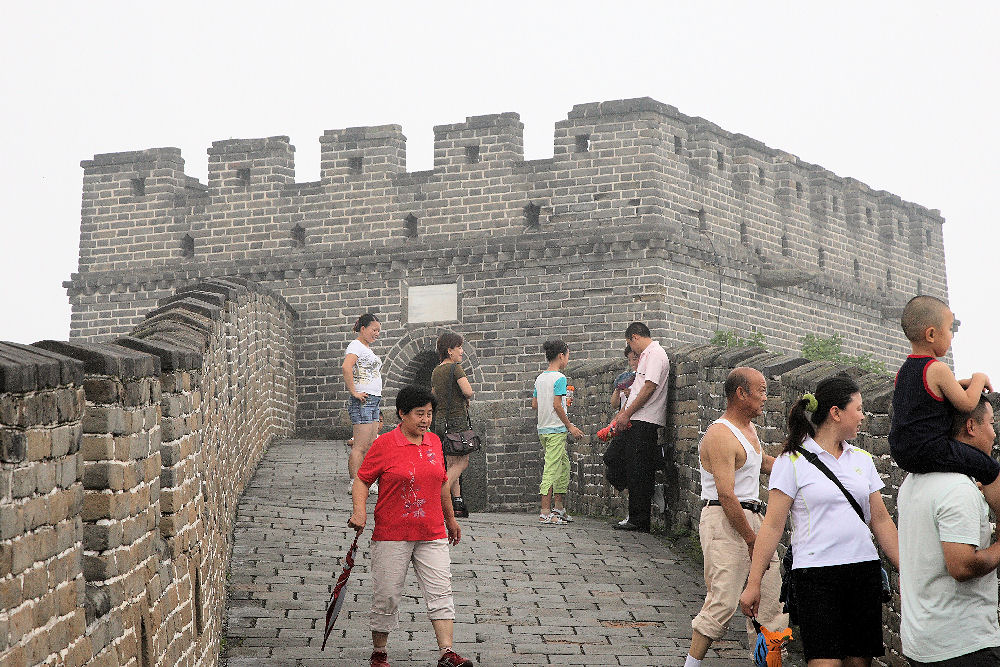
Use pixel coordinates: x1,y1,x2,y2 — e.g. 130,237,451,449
602,435,628,492
780,446,892,615
778,546,798,623
441,363,481,456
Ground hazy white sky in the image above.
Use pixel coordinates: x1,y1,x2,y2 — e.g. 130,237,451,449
2,1,996,378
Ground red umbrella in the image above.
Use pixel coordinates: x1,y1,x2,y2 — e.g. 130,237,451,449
321,528,362,650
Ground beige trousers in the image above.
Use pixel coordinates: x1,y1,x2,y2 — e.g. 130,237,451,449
370,538,455,633
692,505,788,644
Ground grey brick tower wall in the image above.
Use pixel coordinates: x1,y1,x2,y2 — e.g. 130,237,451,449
65,97,948,509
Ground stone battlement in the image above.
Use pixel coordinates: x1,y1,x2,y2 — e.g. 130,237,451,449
66,96,948,461
72,98,944,298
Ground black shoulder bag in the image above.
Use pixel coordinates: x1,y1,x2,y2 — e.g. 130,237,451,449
441,363,482,456
779,447,891,621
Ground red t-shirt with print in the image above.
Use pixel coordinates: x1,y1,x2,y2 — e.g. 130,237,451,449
357,426,448,541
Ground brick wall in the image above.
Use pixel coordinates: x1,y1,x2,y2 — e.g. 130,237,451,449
0,277,296,667
66,98,949,447
0,345,88,666
567,343,920,666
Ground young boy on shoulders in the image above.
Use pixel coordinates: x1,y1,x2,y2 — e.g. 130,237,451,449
889,295,1000,512
532,340,584,525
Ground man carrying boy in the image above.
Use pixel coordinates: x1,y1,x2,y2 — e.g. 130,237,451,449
532,340,584,525
890,295,1000,514
612,322,670,533
899,394,1000,665
686,367,787,667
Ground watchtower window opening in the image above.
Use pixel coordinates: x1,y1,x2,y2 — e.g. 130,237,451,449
818,247,826,268
674,135,683,155
716,151,725,171
697,207,707,233
291,224,306,247
866,207,874,225
925,229,932,245
131,178,146,196
523,202,541,228
237,167,251,185
140,619,151,667
404,213,418,238
575,134,590,153
886,268,894,290
832,196,839,214
897,221,905,237
795,181,803,199
917,278,923,294
181,234,195,258
853,258,861,281
194,569,204,635
739,221,748,244
758,166,765,181
465,145,481,164
348,156,363,174
781,233,790,256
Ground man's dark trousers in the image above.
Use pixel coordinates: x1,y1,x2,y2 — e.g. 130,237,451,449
624,420,663,531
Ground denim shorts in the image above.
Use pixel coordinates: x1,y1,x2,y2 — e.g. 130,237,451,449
347,394,382,424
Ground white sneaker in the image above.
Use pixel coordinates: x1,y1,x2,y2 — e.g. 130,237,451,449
617,515,630,526
539,513,568,525
370,481,378,495
551,508,574,522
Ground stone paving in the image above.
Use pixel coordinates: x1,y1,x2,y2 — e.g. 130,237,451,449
224,440,791,666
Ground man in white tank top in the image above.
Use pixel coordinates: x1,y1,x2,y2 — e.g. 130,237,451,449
686,368,788,667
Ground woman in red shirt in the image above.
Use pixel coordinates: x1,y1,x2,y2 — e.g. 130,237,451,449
349,385,473,667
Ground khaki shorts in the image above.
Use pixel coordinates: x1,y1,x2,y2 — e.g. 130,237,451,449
370,539,455,633
692,505,788,643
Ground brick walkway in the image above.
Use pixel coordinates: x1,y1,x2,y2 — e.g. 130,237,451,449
224,439,784,666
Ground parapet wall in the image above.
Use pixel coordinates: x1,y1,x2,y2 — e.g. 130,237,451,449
0,278,296,667
566,345,913,666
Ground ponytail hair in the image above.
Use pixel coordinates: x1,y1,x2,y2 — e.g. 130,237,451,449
353,313,380,333
782,375,861,454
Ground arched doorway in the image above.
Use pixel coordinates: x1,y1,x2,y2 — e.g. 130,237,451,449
381,327,484,397
398,349,439,390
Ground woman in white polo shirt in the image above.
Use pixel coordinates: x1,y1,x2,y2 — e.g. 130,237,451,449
740,375,899,665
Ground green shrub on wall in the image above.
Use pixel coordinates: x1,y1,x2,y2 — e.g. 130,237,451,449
710,329,766,350
800,333,889,375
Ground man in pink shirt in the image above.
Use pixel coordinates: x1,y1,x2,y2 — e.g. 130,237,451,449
612,322,670,532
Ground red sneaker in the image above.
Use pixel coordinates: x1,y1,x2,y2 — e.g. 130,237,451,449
437,649,473,667
370,649,390,667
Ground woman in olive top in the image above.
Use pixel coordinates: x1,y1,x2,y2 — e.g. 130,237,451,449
430,332,475,518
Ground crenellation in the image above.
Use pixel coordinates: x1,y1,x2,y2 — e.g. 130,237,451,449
433,112,524,172
206,135,295,193
319,124,406,182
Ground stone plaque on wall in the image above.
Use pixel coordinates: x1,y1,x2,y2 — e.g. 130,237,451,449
408,283,458,323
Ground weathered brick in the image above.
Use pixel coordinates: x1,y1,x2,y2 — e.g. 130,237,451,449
0,428,26,463
82,378,121,405
82,405,125,435
81,433,114,461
